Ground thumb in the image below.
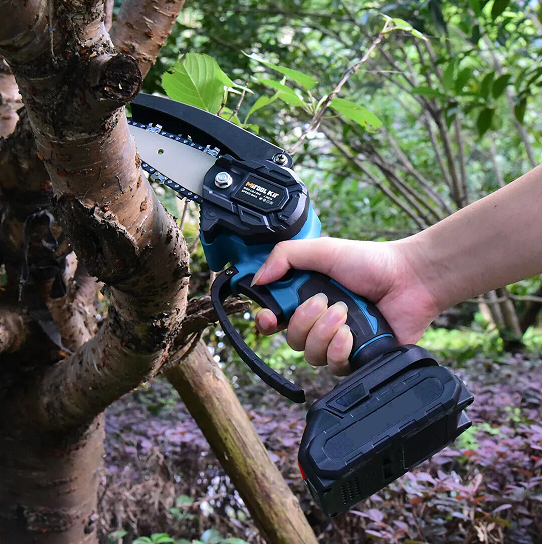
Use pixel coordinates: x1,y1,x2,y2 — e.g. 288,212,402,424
251,238,342,286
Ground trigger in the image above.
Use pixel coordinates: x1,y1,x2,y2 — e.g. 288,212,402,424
211,267,305,403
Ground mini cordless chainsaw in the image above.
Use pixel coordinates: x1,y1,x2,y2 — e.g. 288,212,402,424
129,93,474,517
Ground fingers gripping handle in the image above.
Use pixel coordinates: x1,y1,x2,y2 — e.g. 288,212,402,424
296,272,399,372
212,267,400,403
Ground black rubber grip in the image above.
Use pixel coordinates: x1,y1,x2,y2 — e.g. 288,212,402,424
296,272,399,372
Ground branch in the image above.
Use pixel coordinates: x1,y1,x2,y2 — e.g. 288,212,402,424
110,0,186,78
423,40,469,206
383,128,452,215
289,28,387,155
174,295,250,347
165,340,320,544
355,139,442,223
323,127,426,230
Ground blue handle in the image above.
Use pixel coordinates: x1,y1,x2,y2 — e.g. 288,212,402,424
204,205,399,374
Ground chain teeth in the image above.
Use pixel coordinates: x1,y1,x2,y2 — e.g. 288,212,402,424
128,118,221,204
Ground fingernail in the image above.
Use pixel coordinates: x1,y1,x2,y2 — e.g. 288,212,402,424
337,324,351,342
305,293,328,316
251,264,266,287
324,301,348,325
259,313,274,331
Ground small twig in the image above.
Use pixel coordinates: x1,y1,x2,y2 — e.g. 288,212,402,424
179,199,189,230
188,235,200,255
465,294,542,304
289,28,387,155
228,84,247,122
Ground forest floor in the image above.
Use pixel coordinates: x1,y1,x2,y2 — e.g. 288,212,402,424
99,352,542,544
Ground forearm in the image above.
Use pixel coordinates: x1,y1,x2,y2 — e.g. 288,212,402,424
405,163,542,311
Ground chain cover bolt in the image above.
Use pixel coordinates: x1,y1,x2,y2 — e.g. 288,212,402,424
215,171,233,188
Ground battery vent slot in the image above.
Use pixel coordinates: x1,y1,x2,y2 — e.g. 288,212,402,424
340,476,362,505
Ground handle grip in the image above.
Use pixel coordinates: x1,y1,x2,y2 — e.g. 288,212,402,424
212,267,400,402
295,272,399,372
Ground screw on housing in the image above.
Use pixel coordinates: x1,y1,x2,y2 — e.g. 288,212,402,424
273,153,288,166
215,171,233,188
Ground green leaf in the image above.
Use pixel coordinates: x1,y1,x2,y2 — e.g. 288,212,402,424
468,0,481,14
476,107,494,137
492,74,511,99
175,540,191,544
455,67,472,93
175,495,194,507
471,25,481,45
244,95,278,122
108,530,128,543
243,123,260,134
390,18,427,40
442,60,456,93
257,78,305,107
480,71,495,100
200,529,221,544
244,52,316,90
330,97,382,131
445,102,459,128
491,0,510,19
162,53,225,113
412,85,445,99
152,534,176,544
133,539,153,544
514,97,527,123
222,539,251,544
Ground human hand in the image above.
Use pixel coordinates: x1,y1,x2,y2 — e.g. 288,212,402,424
252,237,441,375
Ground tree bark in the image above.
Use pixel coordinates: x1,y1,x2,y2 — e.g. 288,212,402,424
0,418,105,544
166,340,319,544
111,0,186,78
0,1,189,543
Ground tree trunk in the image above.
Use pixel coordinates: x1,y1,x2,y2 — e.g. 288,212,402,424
0,418,104,544
166,340,319,544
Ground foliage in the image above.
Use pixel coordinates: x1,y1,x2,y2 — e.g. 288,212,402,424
130,529,249,544
145,0,542,345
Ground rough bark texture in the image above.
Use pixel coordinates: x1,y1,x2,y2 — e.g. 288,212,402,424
0,1,189,542
111,0,186,78
166,341,319,544
0,418,105,544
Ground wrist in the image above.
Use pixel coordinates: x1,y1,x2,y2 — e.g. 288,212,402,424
393,234,459,315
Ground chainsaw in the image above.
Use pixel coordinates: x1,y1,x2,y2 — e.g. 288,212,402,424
129,93,474,517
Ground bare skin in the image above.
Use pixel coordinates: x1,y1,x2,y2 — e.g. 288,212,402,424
253,163,542,375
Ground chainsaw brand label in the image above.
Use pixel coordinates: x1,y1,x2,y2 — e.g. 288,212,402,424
232,174,287,211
